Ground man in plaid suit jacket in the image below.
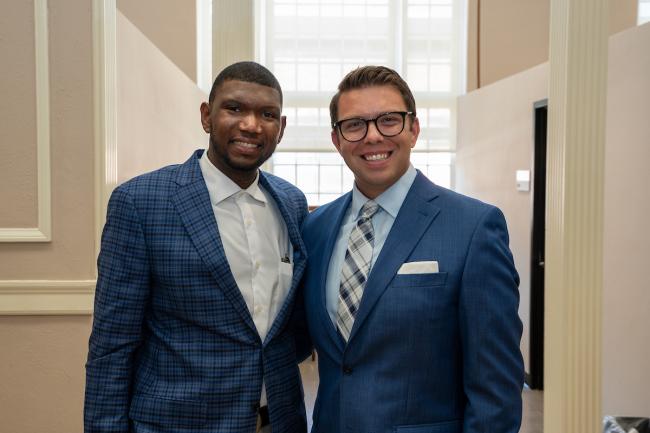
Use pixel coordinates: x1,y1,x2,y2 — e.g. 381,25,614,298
84,62,310,433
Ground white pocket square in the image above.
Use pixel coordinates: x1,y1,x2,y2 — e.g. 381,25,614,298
397,261,439,274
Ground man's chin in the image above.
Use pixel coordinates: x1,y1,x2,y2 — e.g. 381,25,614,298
227,156,268,173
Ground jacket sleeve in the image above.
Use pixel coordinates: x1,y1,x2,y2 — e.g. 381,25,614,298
84,186,151,433
459,206,524,433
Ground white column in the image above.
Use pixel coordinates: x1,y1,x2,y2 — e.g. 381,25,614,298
545,0,608,432
212,0,254,76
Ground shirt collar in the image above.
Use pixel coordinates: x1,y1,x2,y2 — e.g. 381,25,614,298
199,149,267,205
350,164,417,219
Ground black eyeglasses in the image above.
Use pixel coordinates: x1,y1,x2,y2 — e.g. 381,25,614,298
333,111,414,142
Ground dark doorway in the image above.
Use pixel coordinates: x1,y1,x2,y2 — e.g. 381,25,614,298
527,99,547,390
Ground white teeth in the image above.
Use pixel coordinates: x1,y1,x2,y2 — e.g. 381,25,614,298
233,141,258,148
364,153,388,161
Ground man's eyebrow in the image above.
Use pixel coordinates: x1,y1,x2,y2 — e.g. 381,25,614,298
219,98,280,110
219,98,242,105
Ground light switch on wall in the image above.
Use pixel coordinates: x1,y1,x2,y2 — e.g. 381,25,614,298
516,170,530,191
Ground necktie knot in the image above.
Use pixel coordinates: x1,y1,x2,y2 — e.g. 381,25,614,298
358,200,379,223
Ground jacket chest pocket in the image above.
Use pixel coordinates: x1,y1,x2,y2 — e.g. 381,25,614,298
383,272,456,325
391,271,448,288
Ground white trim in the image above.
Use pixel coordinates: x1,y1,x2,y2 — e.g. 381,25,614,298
0,280,95,315
458,0,468,94
93,0,117,262
0,0,51,243
1,0,116,315
254,0,265,63
196,0,212,94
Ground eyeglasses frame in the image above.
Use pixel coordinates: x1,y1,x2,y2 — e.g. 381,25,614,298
333,111,415,142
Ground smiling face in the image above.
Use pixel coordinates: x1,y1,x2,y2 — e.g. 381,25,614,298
200,79,286,188
332,85,420,198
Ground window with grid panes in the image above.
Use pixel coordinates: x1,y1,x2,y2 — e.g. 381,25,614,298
257,0,466,205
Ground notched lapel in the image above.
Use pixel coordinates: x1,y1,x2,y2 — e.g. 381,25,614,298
171,155,257,336
259,174,309,343
314,194,352,354
347,174,441,343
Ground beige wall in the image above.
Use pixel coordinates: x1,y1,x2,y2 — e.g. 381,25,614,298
602,22,650,416
0,0,38,228
0,0,96,279
0,4,208,432
456,63,549,372
117,11,207,183
457,23,650,416
0,316,91,433
467,0,638,90
0,0,96,432
117,0,197,83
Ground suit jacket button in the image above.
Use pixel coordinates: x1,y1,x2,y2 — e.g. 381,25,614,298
342,365,353,375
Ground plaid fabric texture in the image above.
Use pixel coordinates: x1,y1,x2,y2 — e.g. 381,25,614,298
84,150,309,433
337,200,379,341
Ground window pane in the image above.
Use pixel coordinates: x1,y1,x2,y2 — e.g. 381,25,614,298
297,108,319,126
429,108,450,127
297,64,319,90
430,64,451,92
406,64,429,91
274,5,295,16
297,165,319,192
273,165,296,184
320,63,342,91
320,165,342,193
640,1,650,24
274,63,296,91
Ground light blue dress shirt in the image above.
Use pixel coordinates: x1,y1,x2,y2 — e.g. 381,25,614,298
325,164,418,325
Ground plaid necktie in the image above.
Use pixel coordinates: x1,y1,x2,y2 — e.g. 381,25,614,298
337,200,380,341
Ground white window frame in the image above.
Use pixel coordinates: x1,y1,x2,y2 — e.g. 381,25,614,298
255,0,466,204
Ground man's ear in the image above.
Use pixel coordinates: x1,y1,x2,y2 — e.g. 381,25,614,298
277,115,287,143
331,129,342,152
409,115,420,148
200,102,211,133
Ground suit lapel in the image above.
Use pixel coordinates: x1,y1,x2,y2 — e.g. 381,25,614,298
347,173,441,343
260,173,309,343
317,194,352,353
171,151,257,334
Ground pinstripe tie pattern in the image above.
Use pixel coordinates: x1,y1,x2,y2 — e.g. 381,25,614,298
337,200,380,341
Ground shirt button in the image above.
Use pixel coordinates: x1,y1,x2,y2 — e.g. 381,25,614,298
255,261,260,270
254,305,263,314
245,219,252,227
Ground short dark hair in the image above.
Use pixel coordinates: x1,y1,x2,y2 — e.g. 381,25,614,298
208,61,283,106
329,66,416,127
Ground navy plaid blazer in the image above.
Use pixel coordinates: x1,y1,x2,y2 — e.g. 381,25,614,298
84,150,310,433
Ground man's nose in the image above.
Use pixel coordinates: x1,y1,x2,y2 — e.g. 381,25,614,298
364,121,384,143
239,113,262,133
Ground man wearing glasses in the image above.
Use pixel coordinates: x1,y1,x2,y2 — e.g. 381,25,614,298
301,66,524,433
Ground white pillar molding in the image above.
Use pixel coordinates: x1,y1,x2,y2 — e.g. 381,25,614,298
545,0,608,432
93,0,117,262
212,0,254,76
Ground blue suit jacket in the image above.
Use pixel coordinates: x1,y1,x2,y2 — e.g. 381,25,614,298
302,172,524,433
85,150,310,433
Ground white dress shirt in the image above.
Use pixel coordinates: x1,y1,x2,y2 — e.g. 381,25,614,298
199,150,293,405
